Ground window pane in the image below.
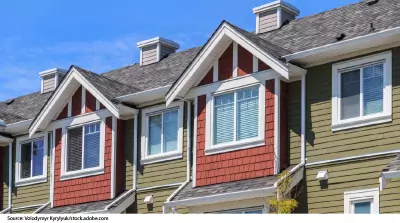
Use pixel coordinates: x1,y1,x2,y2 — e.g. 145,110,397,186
354,202,371,214
67,127,83,171
20,142,32,179
84,123,101,169
237,87,259,140
163,110,178,152
214,93,234,145
363,64,384,115
32,139,44,177
244,210,263,214
341,70,360,120
148,115,162,155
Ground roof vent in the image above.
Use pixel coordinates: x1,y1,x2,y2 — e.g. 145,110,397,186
5,99,14,105
39,68,67,94
253,0,300,34
366,0,379,6
137,37,180,66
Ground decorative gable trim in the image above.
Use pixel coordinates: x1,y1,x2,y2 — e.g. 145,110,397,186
166,21,305,106
29,67,138,137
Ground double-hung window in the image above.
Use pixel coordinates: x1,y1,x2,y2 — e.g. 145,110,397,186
206,84,265,155
344,188,379,214
141,102,184,164
61,121,105,180
15,134,48,187
332,52,392,131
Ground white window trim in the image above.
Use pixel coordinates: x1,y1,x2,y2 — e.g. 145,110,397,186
141,102,184,165
205,83,266,156
344,188,379,214
332,51,392,132
15,133,48,187
60,118,106,181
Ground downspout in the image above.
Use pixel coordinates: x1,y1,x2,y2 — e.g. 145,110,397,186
163,100,192,214
8,142,12,211
133,114,138,191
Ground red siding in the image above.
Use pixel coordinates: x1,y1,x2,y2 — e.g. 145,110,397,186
195,80,275,186
71,86,82,117
199,67,214,86
258,60,270,71
116,119,125,196
57,105,68,120
53,117,112,207
238,45,253,76
85,91,97,113
218,44,233,81
280,81,288,170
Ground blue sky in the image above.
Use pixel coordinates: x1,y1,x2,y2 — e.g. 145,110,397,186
0,0,359,101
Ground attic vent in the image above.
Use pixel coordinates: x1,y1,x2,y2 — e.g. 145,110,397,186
5,99,14,105
366,0,379,6
336,33,346,41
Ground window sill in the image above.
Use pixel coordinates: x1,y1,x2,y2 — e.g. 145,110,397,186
332,114,392,132
15,176,47,187
205,138,265,156
60,166,104,181
141,151,183,165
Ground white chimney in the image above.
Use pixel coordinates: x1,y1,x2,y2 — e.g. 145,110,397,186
137,37,180,66
39,68,67,94
253,0,300,34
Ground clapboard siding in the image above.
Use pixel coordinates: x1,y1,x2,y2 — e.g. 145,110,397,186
136,103,188,189
259,10,277,33
306,47,400,163
124,119,134,190
142,45,158,65
12,207,39,214
11,140,50,208
137,187,188,214
42,75,55,93
288,81,302,165
2,147,9,210
160,46,176,60
305,155,400,213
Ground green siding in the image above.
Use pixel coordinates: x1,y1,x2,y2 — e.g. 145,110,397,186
288,81,302,165
136,103,188,189
306,47,400,163
11,138,50,209
137,187,188,214
124,119,134,190
12,207,38,214
2,146,9,210
305,155,400,213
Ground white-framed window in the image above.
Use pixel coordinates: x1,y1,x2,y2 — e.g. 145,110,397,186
141,102,184,164
344,188,379,214
15,133,48,187
212,206,266,214
205,83,265,155
60,120,105,180
332,51,392,131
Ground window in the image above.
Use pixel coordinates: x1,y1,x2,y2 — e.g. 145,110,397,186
205,84,265,155
141,102,184,164
61,121,105,180
344,188,379,214
214,206,265,214
15,133,48,187
332,52,392,131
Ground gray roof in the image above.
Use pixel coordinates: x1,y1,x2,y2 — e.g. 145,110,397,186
382,153,400,173
171,175,277,201
0,91,52,124
39,190,134,214
259,0,400,54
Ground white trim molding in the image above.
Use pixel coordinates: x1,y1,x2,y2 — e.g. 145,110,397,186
344,188,379,214
204,83,266,156
331,51,392,132
274,77,280,174
15,133,48,187
140,102,184,165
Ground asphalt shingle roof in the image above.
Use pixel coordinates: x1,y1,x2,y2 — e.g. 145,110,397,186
39,190,134,214
259,0,400,54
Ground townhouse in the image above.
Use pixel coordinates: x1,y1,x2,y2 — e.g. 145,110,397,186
1,0,400,214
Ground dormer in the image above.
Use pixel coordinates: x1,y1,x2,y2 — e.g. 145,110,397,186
40,68,67,94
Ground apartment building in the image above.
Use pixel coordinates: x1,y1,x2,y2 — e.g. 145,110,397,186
1,0,400,214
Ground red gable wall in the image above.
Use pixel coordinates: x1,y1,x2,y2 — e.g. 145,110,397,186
195,80,275,186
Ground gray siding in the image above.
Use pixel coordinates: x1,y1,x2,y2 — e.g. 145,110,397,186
281,9,295,23
259,10,277,33
141,45,158,66
160,45,176,60
42,75,55,93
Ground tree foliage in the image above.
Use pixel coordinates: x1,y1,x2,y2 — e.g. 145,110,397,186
267,170,298,214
